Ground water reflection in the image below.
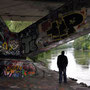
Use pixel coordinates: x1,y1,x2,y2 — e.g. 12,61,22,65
49,48,90,86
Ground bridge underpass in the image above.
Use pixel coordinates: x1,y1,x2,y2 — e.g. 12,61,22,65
0,0,90,58
0,0,90,90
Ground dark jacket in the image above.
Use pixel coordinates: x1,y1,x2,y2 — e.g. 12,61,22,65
57,54,68,70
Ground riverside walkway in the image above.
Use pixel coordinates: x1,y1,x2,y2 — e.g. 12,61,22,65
0,63,90,90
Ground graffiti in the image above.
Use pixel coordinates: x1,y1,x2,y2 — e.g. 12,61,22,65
2,42,8,50
19,25,38,54
0,17,21,56
39,20,52,32
47,12,84,41
0,60,36,77
0,1,88,58
19,6,87,56
9,40,19,50
38,8,86,43
0,40,20,56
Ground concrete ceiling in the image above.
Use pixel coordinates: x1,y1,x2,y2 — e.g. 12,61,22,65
0,0,65,21
0,0,89,21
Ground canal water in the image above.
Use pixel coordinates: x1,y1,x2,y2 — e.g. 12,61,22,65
49,48,90,86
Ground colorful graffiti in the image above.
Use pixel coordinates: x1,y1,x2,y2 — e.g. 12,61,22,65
0,17,20,56
0,60,36,77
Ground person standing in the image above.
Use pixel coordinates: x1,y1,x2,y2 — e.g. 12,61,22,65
57,51,68,83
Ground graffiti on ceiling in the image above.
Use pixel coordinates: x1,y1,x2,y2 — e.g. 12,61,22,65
0,1,89,58
19,7,87,57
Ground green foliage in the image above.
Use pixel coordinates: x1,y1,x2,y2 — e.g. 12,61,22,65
32,50,52,67
34,43,72,61
54,42,73,50
34,50,51,61
73,34,90,50
5,21,32,33
74,50,90,65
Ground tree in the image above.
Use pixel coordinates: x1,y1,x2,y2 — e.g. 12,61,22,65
73,34,90,50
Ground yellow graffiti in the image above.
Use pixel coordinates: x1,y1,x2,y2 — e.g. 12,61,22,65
2,42,13,51
2,42,8,50
9,46,13,51
46,8,86,41
7,66,22,71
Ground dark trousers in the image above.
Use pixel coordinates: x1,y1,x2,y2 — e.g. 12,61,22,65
59,68,67,83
